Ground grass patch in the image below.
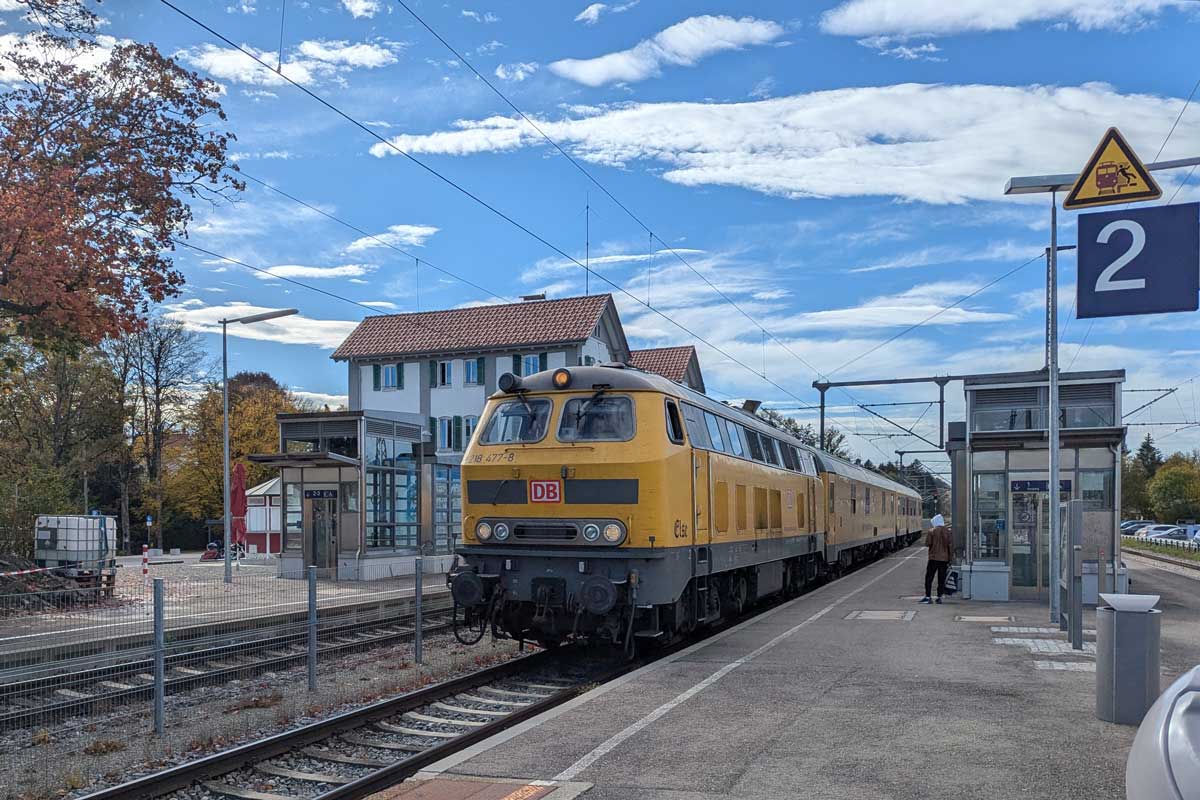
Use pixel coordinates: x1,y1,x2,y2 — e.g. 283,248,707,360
1124,539,1200,563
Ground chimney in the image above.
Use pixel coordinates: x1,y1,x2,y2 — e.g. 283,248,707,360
520,292,547,302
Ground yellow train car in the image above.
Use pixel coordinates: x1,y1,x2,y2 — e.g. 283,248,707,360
449,364,921,649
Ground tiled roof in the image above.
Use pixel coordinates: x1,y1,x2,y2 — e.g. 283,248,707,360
628,346,697,383
332,294,614,360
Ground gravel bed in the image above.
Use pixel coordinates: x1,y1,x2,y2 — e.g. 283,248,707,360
271,750,378,780
1,632,522,800
205,765,325,799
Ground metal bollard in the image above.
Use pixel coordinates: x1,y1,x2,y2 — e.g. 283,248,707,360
414,556,423,665
152,577,165,735
307,566,317,691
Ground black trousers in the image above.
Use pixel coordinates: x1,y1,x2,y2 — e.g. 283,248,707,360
924,559,949,598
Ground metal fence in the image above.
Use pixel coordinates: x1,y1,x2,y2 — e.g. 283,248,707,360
0,557,457,799
1121,533,1200,555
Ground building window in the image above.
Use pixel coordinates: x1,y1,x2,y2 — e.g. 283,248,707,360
523,353,541,376
464,357,483,385
438,417,452,450
438,361,453,387
382,364,398,389
464,415,478,445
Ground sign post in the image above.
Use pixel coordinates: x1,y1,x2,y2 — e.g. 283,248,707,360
1005,130,1200,623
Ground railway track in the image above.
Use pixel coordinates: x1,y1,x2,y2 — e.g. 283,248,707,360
77,647,619,800
70,541,920,800
0,600,454,731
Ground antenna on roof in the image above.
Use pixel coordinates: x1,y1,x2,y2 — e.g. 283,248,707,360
521,292,546,301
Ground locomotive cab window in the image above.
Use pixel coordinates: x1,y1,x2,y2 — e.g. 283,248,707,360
762,437,781,467
704,412,727,452
723,418,745,458
745,429,765,462
681,404,710,449
479,398,552,444
665,400,685,444
558,395,635,442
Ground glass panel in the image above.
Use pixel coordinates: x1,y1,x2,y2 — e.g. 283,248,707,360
680,404,709,448
558,396,636,442
745,430,765,462
1011,491,1041,587
285,437,319,453
972,450,1005,470
972,407,1046,431
762,437,780,466
1077,447,1113,468
973,472,1007,560
1063,405,1114,428
325,435,358,458
703,413,726,452
340,481,359,513
479,399,552,444
722,419,745,457
523,354,540,376
1079,470,1113,510
284,483,302,551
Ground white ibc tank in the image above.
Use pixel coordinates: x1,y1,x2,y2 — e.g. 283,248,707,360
34,515,117,573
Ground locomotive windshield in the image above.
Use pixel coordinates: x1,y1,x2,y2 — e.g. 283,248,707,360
557,395,635,442
479,398,552,444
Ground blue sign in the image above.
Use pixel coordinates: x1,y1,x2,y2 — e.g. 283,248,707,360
303,489,338,499
1077,203,1199,319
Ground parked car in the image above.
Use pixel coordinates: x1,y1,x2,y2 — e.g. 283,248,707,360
1121,519,1156,533
1143,527,1190,541
1134,524,1182,538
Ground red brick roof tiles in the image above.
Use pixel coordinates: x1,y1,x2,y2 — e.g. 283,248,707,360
331,294,614,360
628,345,697,383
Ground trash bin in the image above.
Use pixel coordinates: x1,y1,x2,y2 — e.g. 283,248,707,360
1096,593,1161,726
1125,664,1200,800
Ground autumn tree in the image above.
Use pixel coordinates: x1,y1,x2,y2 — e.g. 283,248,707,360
0,0,241,350
1147,459,1200,524
755,407,851,458
169,373,302,526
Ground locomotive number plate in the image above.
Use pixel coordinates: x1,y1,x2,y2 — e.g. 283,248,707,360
529,480,562,503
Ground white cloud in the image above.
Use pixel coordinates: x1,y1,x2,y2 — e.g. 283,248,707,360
850,241,1039,273
0,32,126,83
462,9,500,23
475,39,505,55
340,0,380,19
549,15,784,86
774,280,1015,331
574,3,606,24
164,302,360,350
345,224,440,251
367,83,1199,205
294,390,350,408
295,39,402,68
175,38,402,87
360,301,399,310
228,150,294,161
857,36,945,61
241,88,278,100
227,1,256,13
574,1,639,25
749,76,775,99
820,0,1190,37
252,264,376,280
494,61,538,82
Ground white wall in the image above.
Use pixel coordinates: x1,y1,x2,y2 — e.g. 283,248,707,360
358,362,420,414
581,336,613,364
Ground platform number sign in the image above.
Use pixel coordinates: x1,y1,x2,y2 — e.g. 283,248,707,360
530,480,561,503
1077,203,1199,319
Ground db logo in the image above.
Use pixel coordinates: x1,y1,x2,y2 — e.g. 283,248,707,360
530,480,561,503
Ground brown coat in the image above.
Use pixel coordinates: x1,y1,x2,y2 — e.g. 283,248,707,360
925,526,953,562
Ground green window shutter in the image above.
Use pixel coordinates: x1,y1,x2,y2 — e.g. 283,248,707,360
512,354,521,376
372,364,381,391
453,416,463,451
396,363,404,389
428,417,436,445
428,360,437,387
476,357,485,384
539,352,548,372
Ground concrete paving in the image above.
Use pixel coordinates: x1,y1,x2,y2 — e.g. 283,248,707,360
411,547,1200,800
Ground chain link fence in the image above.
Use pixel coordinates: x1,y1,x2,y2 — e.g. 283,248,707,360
0,558,466,799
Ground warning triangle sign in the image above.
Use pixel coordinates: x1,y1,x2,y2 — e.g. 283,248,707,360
1063,127,1161,210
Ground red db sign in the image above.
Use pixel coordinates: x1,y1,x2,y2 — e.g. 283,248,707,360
530,480,561,503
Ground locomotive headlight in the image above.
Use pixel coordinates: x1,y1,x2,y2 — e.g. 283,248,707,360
476,522,492,540
494,523,510,541
602,523,623,543
552,368,572,389
582,523,601,541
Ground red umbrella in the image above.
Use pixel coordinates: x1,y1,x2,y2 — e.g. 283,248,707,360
230,462,248,546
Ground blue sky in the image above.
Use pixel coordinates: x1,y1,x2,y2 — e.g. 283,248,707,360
10,0,1200,468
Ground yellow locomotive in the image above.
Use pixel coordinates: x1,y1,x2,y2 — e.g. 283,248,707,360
448,364,922,650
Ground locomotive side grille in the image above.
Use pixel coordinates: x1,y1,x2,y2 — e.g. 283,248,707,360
514,524,578,541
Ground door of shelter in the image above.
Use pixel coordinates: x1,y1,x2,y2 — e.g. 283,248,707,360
303,489,337,570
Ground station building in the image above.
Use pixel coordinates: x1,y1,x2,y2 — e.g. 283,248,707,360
250,293,706,578
946,368,1127,603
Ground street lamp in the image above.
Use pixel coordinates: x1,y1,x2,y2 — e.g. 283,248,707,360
221,308,298,583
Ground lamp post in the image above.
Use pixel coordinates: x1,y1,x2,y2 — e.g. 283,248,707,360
221,308,298,583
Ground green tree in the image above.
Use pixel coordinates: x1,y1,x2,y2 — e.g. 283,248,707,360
755,408,851,458
1135,434,1164,479
1122,455,1151,519
1147,461,1200,523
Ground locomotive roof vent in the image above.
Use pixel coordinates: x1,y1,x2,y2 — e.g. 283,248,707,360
599,361,627,369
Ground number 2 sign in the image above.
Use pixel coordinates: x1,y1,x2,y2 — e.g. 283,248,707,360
1077,202,1199,319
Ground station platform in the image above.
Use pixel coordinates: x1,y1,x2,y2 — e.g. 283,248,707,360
379,546,1200,800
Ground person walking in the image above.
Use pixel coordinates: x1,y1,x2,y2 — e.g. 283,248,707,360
921,514,953,605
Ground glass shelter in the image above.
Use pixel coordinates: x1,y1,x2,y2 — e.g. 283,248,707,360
250,411,462,579
946,369,1127,602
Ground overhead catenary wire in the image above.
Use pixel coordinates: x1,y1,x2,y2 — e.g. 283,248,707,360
154,1,831,414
